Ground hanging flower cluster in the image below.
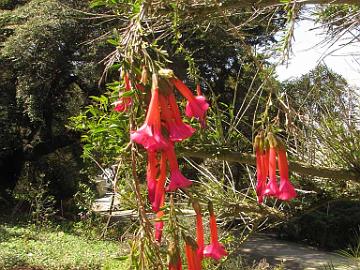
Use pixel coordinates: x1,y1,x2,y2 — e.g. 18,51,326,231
130,70,208,200
254,132,297,203
179,201,227,270
122,68,226,268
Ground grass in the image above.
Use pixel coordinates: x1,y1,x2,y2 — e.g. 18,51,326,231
0,223,129,270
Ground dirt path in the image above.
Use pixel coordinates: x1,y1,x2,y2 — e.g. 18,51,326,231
239,234,359,270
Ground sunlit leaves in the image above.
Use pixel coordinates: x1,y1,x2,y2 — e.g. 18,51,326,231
69,94,131,163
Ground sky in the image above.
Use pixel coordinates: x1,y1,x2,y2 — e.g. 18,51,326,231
276,19,360,87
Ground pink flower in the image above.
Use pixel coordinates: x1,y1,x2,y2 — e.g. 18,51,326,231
203,242,227,261
203,202,227,261
263,147,280,197
130,76,168,151
166,121,195,142
185,96,209,128
277,148,296,201
165,144,192,192
160,93,195,142
113,73,132,112
166,169,192,192
170,78,209,127
113,97,132,112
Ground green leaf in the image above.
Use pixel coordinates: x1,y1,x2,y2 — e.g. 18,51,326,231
90,0,106,8
114,256,129,261
107,39,118,46
120,90,135,98
92,127,109,134
109,64,121,71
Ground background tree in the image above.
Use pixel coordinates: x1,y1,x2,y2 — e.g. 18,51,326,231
0,0,117,204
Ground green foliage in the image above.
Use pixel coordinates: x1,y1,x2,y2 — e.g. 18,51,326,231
317,117,360,172
0,0,116,202
69,94,131,163
1,0,82,122
13,169,58,226
282,64,349,123
315,4,360,33
337,233,360,269
0,223,129,269
277,65,360,252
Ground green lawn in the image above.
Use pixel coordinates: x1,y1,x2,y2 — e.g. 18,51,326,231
0,223,129,270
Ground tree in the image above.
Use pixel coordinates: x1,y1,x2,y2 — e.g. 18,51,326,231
0,0,115,201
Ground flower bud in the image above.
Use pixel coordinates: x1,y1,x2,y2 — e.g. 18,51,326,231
158,68,175,78
141,66,148,85
267,132,277,148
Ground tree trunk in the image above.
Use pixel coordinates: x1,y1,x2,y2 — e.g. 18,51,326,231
179,148,360,182
186,0,360,18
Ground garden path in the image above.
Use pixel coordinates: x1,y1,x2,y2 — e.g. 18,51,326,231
92,196,359,269
239,234,359,270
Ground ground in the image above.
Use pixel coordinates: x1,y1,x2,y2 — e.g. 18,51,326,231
2,220,360,270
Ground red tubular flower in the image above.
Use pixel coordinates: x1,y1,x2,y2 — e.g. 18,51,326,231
169,256,182,270
193,250,202,270
113,73,132,112
170,78,209,127
152,152,167,212
185,241,195,270
124,73,131,90
146,151,158,203
264,146,280,197
255,148,266,204
165,144,192,192
155,208,164,243
277,148,297,201
259,149,270,201
135,83,145,92
184,236,202,270
262,149,269,181
192,201,205,260
160,93,195,142
130,75,168,151
154,163,165,243
254,134,267,203
203,202,227,261
168,242,183,270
